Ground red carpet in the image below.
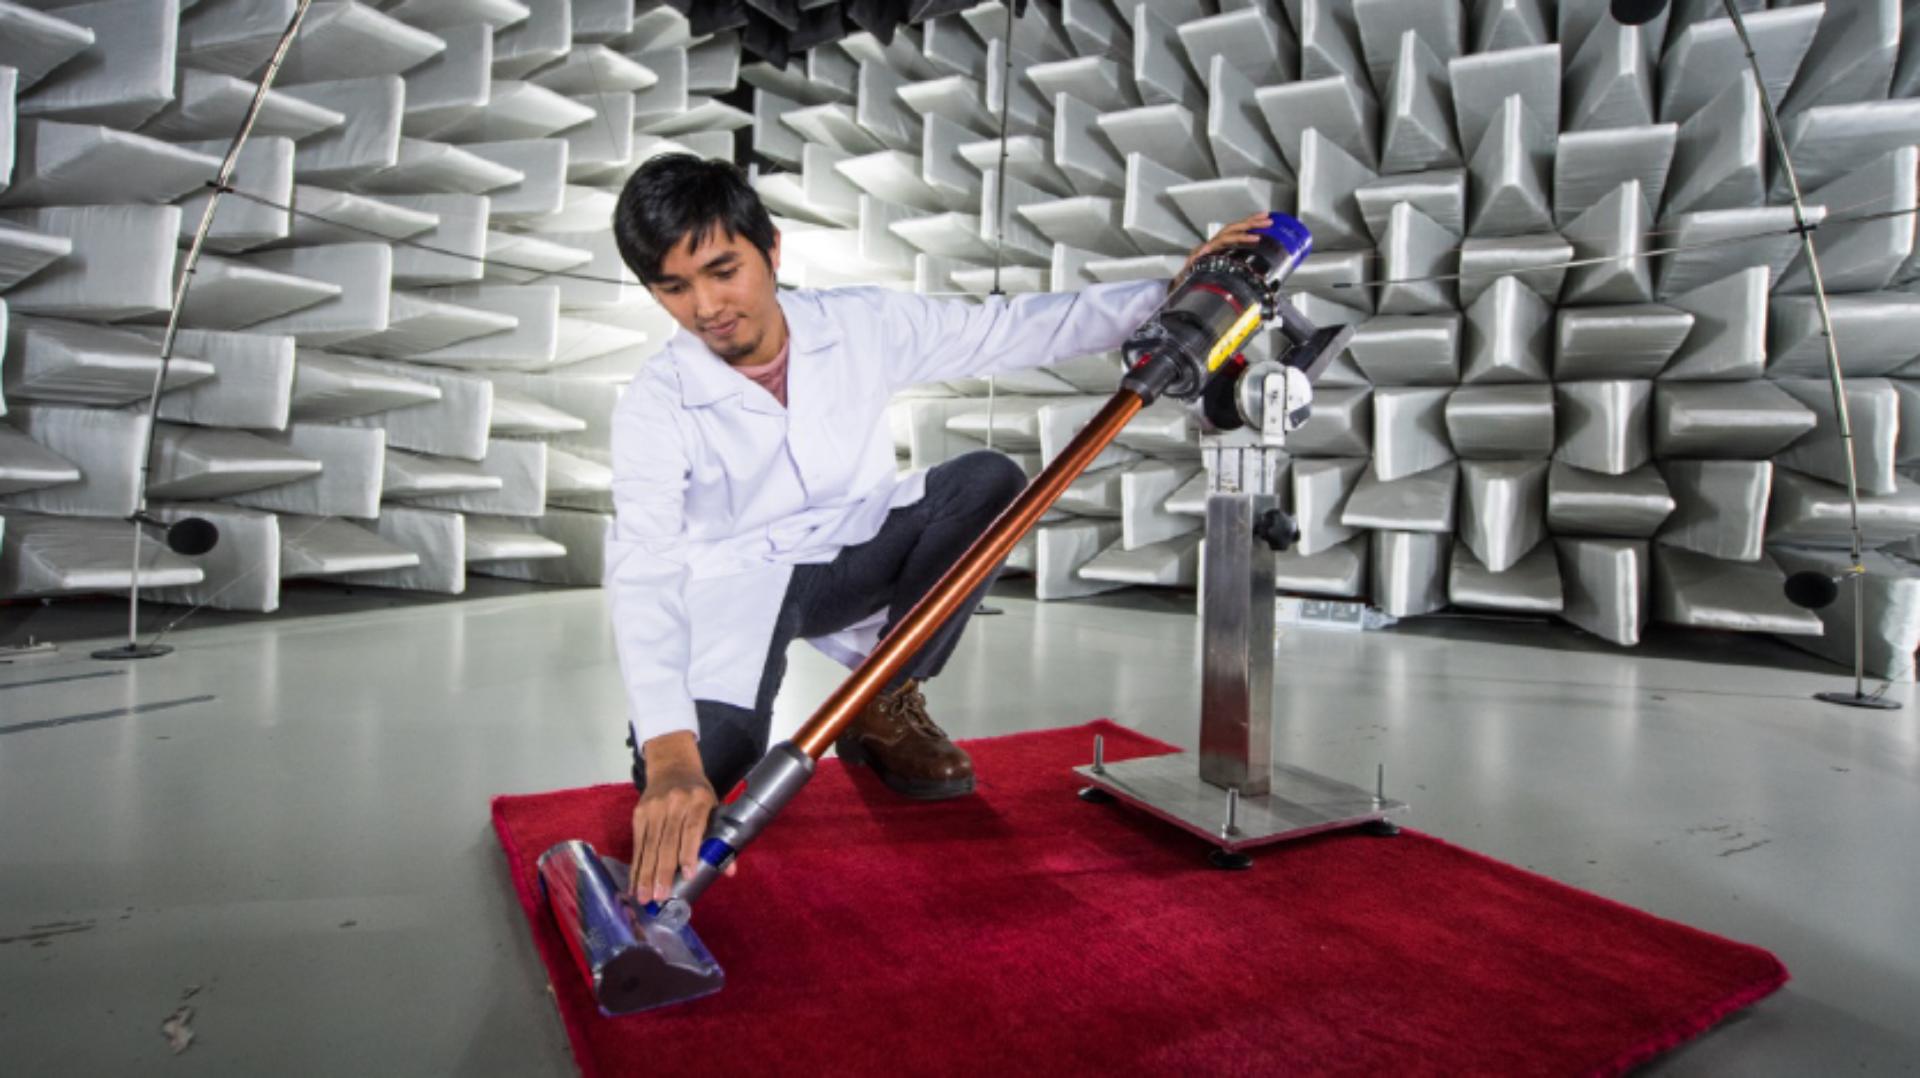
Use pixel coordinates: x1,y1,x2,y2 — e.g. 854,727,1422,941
493,722,1786,1077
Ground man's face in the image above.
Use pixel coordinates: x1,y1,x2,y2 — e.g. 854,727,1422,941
648,225,782,364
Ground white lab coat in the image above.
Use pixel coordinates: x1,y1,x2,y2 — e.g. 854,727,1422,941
606,279,1167,749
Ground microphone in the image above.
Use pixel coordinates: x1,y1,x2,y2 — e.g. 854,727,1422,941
1783,570,1841,611
1609,0,1669,24
132,512,221,557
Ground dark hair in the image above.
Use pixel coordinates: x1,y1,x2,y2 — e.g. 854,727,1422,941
612,154,777,284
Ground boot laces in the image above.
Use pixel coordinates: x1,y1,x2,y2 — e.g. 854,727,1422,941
884,683,946,740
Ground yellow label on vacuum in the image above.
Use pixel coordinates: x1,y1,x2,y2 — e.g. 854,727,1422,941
1206,305,1265,372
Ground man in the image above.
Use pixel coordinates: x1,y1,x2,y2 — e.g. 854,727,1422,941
608,154,1268,902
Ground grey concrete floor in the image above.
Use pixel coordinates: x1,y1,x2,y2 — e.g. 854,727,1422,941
0,584,1915,1075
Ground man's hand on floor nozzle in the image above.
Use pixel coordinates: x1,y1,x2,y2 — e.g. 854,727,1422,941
631,736,736,903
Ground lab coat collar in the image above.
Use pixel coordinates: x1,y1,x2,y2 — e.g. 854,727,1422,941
669,288,841,411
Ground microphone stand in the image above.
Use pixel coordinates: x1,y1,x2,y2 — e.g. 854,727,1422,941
93,0,315,661
1717,1,1899,710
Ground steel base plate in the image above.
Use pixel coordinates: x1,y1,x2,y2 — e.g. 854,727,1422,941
1074,752,1406,852
91,643,175,661
1814,691,1903,711
0,641,58,660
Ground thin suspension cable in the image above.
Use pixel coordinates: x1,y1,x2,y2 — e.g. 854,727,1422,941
218,184,642,286
1329,185,1902,265
214,182,1920,298
1328,195,1912,292
142,512,345,648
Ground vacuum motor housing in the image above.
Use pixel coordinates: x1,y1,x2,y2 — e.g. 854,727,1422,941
1119,214,1315,405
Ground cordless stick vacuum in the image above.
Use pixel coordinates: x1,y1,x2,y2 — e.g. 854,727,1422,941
540,213,1355,1015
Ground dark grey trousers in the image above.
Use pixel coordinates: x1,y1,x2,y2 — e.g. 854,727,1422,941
631,450,1027,794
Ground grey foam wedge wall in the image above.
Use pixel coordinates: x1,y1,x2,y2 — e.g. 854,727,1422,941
741,0,1920,678
5,2,1918,680
0,1,736,611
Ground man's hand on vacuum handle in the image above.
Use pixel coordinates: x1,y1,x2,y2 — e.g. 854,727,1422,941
1172,211,1275,291
630,731,735,902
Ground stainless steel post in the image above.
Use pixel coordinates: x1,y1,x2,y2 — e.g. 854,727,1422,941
1199,492,1276,797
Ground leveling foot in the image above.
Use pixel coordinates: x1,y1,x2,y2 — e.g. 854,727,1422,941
1208,847,1253,870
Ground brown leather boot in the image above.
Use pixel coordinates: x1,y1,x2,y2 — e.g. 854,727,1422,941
834,679,975,800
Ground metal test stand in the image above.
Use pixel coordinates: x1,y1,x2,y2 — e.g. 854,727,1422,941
1073,359,1407,868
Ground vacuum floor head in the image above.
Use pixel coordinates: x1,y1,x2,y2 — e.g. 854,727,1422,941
537,840,725,1015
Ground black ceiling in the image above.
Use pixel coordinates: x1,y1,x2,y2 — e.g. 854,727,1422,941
658,0,1032,68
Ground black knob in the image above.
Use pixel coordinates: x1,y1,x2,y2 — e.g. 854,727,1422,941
130,512,220,556
1609,0,1668,26
1784,570,1840,610
1253,508,1297,552
166,518,220,556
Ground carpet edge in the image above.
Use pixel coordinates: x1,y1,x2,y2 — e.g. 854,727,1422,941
1593,959,1790,1076
1054,720,1796,1072
491,796,601,1078
1401,829,1793,1074
1414,829,1791,964
967,716,1177,756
